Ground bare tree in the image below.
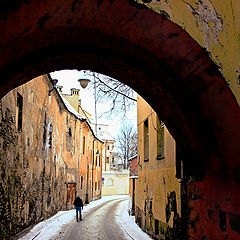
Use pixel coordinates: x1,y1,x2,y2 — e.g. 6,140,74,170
85,71,137,118
117,124,138,169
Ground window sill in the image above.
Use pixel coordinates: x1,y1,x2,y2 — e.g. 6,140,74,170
144,158,149,162
156,155,165,160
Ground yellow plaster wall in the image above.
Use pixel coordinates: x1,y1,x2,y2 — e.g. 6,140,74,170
102,170,129,195
136,94,181,229
62,92,79,112
138,0,240,104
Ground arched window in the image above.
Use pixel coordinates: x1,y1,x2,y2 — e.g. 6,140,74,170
107,178,113,186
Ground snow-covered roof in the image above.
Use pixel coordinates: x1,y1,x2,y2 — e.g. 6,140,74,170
48,77,103,143
59,93,86,120
97,131,115,142
103,170,129,175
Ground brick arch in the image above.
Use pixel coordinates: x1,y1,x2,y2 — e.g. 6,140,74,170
0,0,240,238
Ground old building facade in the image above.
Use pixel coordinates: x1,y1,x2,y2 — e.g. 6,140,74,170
135,95,181,239
0,75,103,238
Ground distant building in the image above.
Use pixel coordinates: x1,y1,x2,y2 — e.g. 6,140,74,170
96,123,116,172
102,170,129,196
96,123,129,196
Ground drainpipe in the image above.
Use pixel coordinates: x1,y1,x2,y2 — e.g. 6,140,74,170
105,140,108,171
92,139,95,201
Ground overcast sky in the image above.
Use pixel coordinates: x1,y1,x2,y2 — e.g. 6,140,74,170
50,70,137,139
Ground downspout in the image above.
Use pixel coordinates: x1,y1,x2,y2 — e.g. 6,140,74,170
105,140,108,171
92,139,95,201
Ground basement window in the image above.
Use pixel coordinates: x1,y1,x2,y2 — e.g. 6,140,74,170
16,92,23,131
155,219,159,236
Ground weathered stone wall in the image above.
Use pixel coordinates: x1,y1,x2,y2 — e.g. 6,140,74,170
0,75,102,239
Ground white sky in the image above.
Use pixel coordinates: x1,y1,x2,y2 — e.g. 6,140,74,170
50,70,137,139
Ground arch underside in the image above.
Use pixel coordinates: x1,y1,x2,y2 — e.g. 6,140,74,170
0,0,240,238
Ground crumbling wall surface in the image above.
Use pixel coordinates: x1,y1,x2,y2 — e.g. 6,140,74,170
138,0,240,105
0,75,87,239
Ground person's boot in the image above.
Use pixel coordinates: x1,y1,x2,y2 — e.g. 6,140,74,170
76,216,78,222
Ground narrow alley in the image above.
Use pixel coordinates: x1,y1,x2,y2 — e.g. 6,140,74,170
17,196,149,240
57,197,129,240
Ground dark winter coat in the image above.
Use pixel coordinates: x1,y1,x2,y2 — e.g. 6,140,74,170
74,196,83,208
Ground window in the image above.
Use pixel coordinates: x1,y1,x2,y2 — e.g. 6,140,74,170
49,124,53,149
95,182,97,191
157,116,164,159
107,145,110,150
81,176,83,189
155,219,159,235
98,181,100,190
99,155,101,166
96,156,97,166
112,156,114,163
16,93,23,131
149,200,153,213
144,119,149,161
83,136,85,154
107,178,113,186
106,157,109,163
68,127,72,137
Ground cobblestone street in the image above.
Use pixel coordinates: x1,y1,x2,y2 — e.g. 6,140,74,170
51,197,131,240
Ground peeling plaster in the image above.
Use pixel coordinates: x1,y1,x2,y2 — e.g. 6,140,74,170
187,0,223,50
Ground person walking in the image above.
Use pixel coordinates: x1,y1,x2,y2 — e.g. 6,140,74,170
73,196,84,222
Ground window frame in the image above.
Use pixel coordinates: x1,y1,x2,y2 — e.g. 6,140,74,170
156,116,165,160
144,118,149,162
16,92,23,132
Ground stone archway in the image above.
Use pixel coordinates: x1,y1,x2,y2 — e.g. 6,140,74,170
1,0,240,238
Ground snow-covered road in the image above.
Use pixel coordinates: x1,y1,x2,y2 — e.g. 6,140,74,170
17,195,150,240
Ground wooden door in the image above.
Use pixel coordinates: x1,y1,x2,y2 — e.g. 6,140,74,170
67,183,76,209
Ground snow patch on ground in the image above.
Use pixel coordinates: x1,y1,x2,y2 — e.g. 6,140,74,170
18,195,149,240
115,197,150,240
